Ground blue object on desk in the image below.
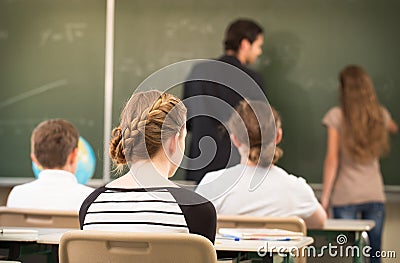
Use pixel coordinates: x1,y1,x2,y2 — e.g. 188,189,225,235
219,234,241,241
219,234,298,242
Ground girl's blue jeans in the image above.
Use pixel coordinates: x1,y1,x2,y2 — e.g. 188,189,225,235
333,202,385,263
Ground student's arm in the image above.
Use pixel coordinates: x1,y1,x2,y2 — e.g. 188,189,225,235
388,118,398,134
321,127,339,212
382,107,398,134
304,203,327,229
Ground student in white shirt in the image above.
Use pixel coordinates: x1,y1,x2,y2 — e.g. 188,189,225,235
7,119,94,211
196,101,327,228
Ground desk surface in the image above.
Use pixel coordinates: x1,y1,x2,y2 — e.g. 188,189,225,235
319,219,375,232
0,227,314,253
1,219,374,243
215,237,314,252
0,227,74,243
38,231,315,252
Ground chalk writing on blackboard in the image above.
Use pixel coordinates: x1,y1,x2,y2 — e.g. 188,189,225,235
0,79,67,109
40,23,87,46
0,31,8,40
165,19,214,38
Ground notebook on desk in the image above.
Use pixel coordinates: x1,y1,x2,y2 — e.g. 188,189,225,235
0,229,38,235
0,228,39,242
218,228,303,241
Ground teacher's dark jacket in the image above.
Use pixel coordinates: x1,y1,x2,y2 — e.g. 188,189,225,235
182,55,264,183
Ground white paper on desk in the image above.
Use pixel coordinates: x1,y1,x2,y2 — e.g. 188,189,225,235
0,229,39,235
219,228,303,239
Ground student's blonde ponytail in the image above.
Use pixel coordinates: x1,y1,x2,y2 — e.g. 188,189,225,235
227,100,275,167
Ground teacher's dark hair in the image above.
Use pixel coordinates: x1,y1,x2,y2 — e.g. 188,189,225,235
224,19,264,52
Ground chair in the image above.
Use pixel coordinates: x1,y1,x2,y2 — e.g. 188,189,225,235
0,206,79,228
217,215,307,263
217,215,307,235
59,230,217,263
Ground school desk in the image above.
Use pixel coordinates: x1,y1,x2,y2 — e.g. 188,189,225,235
0,227,313,263
307,219,375,263
0,227,72,262
45,231,313,263
42,232,313,263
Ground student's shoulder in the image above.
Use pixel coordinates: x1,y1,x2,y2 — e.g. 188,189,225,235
325,106,341,118
6,180,39,206
198,169,226,185
167,187,213,206
9,179,39,192
268,165,293,180
76,184,95,194
322,106,342,127
79,186,107,213
197,166,243,192
169,187,216,227
82,185,107,200
271,166,312,189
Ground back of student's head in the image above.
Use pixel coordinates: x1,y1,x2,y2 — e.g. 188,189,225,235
110,90,187,167
31,119,79,169
339,65,389,162
227,100,275,167
224,19,263,52
271,107,284,165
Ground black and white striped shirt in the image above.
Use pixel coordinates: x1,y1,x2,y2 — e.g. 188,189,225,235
79,186,216,243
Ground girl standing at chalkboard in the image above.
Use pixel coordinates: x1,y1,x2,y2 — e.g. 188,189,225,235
321,65,398,263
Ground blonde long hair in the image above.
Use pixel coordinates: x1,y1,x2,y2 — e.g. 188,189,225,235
339,65,389,162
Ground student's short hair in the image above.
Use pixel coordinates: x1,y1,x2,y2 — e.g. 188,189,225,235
31,119,79,169
224,19,264,52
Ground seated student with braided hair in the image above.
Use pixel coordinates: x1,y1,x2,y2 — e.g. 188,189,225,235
196,101,327,228
79,90,216,243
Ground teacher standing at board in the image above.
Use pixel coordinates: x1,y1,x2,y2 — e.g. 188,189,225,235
321,65,398,263
183,18,265,183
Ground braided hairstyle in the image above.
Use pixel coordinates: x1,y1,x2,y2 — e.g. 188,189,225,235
227,100,275,167
109,90,187,169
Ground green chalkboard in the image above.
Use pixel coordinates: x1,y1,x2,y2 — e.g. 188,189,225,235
259,0,400,186
113,0,400,185
1,0,399,186
0,0,106,179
